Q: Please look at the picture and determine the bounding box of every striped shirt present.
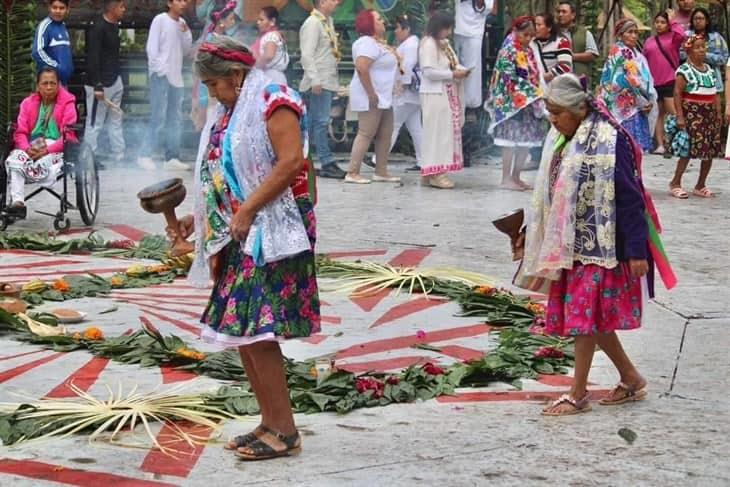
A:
[531,36,573,80]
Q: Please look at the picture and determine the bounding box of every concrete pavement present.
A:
[0,153,728,486]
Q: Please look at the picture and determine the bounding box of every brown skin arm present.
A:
[229,107,304,242]
[725,66,730,120]
[573,52,598,63]
[674,74,687,128]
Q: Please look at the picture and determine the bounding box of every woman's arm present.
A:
[13,99,32,152]
[674,73,687,128]
[258,40,278,65]
[230,107,304,242]
[419,38,453,81]
[355,56,378,106]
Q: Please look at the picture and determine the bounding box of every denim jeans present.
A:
[83,76,125,160]
[144,73,183,160]
[305,89,334,167]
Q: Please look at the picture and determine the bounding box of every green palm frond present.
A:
[0,1,36,148]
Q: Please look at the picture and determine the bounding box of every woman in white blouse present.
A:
[345,9,401,184]
[253,6,289,85]
[419,12,469,189]
[386,15,423,171]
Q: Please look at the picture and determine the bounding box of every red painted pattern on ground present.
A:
[436,389,611,403]
[127,302,202,319]
[0,352,65,383]
[337,323,491,360]
[350,248,432,312]
[140,422,214,478]
[2,266,127,280]
[0,349,45,362]
[325,249,388,259]
[0,459,177,487]
[0,258,84,270]
[321,315,341,325]
[109,292,210,303]
[140,309,201,336]
[160,364,199,384]
[370,296,448,328]
[302,334,328,345]
[437,345,485,362]
[337,355,428,373]
[107,224,148,242]
[0,249,48,256]
[45,356,111,398]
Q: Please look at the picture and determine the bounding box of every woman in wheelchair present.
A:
[4,67,77,219]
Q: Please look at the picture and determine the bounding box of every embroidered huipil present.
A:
[189,70,311,287]
[680,30,729,90]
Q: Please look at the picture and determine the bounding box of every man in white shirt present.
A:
[137,0,193,171]
[299,0,346,179]
[454,0,495,108]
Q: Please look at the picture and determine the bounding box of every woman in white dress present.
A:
[253,6,289,85]
[419,11,469,189]
[345,9,401,184]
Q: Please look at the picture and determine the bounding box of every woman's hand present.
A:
[641,103,653,113]
[725,107,730,122]
[167,214,194,242]
[231,206,255,242]
[676,116,686,130]
[368,92,379,108]
[453,68,469,79]
[628,259,649,278]
[30,147,48,161]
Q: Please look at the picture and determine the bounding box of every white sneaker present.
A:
[136,157,156,170]
[164,158,191,171]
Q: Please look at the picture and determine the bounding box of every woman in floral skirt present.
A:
[670,34,722,198]
[598,19,658,153]
[172,36,319,460]
[485,16,548,191]
[518,74,676,416]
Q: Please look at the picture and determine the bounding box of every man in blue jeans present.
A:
[299,0,346,179]
[137,0,192,171]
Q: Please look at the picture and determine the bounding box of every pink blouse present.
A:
[643,22,686,87]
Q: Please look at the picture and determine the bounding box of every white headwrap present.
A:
[545,73,587,112]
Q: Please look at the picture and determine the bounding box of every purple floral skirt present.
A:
[201,198,321,347]
[545,262,644,337]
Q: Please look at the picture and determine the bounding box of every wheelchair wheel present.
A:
[74,142,99,225]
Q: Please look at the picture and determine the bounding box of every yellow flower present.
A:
[110,276,125,287]
[475,286,496,296]
[526,302,546,316]
[176,347,206,361]
[516,51,528,68]
[147,264,171,274]
[83,327,104,341]
[213,172,224,191]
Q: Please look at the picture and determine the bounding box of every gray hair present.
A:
[194,36,252,80]
[546,74,588,113]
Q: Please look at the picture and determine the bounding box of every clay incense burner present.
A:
[492,209,525,262]
[137,178,194,257]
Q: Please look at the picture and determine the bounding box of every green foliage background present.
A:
[0,1,36,150]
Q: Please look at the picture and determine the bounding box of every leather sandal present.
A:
[599,382,647,406]
[235,425,301,461]
[541,393,592,416]
[224,425,265,451]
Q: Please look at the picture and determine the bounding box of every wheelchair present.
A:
[0,122,99,231]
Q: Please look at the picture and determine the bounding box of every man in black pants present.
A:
[84,0,127,166]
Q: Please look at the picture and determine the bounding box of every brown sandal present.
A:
[599,382,647,406]
[235,425,301,461]
[541,394,592,416]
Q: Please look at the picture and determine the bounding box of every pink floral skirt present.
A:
[545,262,644,337]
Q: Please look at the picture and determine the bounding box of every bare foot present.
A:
[500,179,525,191]
[515,179,533,190]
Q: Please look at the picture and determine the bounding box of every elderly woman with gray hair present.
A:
[518,74,676,416]
[169,36,319,459]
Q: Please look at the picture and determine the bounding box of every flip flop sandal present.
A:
[669,187,689,199]
[224,426,264,450]
[692,187,715,198]
[541,394,592,416]
[599,382,648,406]
[236,426,301,461]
